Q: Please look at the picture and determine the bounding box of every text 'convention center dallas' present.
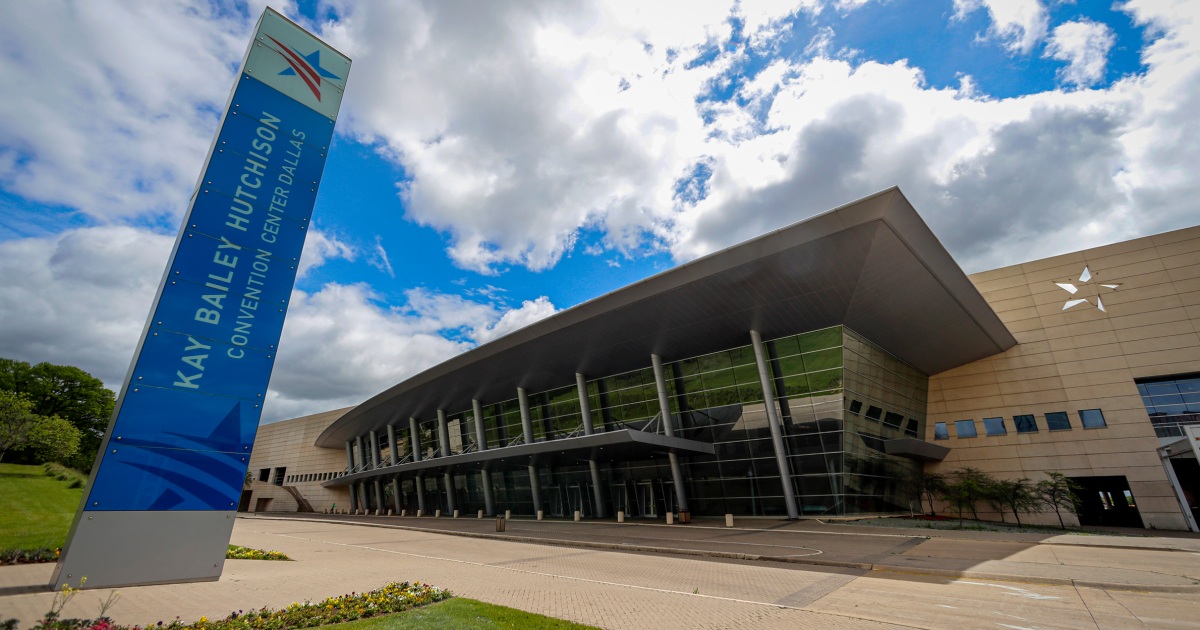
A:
[245,188,1200,531]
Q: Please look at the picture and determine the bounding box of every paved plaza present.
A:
[2,515,1199,629]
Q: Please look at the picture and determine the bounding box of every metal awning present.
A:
[322,428,715,487]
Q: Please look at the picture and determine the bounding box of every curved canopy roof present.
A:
[315,187,1016,447]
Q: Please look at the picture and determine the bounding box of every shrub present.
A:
[29,581,450,630]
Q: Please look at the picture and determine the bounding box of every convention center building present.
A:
[244,188,1200,531]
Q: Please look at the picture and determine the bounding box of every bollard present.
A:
[537,510,544,521]
[435,509,441,518]
[666,512,674,525]
[505,509,512,520]
[453,509,459,519]
[496,516,506,532]
[375,509,381,516]
[478,510,484,519]
[725,513,734,528]
[574,510,581,522]
[417,509,423,517]
[401,509,407,517]
[617,510,625,523]
[387,509,393,516]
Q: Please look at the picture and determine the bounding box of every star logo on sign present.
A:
[264,36,341,101]
[1054,266,1121,313]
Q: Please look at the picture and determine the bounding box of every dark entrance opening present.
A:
[237,490,252,512]
[1169,457,1200,527]
[1072,475,1142,528]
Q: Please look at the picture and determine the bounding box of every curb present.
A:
[239,514,1200,593]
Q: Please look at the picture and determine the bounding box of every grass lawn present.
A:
[0,463,83,549]
[329,598,599,630]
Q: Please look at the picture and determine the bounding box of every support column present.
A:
[651,354,689,512]
[409,417,422,462]
[386,423,399,466]
[473,399,496,516]
[373,477,384,513]
[415,474,427,514]
[519,388,541,514]
[518,387,534,443]
[369,430,381,469]
[577,372,606,518]
[444,472,457,514]
[356,435,367,471]
[391,475,402,514]
[437,409,452,457]
[345,440,358,511]
[358,480,369,511]
[750,330,800,520]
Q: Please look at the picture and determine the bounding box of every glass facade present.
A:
[1138,375,1200,438]
[360,326,932,517]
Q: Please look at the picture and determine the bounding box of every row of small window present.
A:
[848,399,920,437]
[934,409,1107,440]
[259,468,343,485]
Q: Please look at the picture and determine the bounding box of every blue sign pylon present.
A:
[52,8,350,589]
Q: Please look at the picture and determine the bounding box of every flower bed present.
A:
[224,546,290,561]
[23,582,450,630]
[0,547,59,565]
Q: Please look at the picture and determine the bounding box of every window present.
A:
[983,417,1006,436]
[1080,408,1107,429]
[848,400,863,415]
[1014,414,1038,433]
[905,419,919,437]
[273,467,286,486]
[865,406,883,421]
[883,411,904,429]
[258,468,270,482]
[934,422,949,440]
[954,419,977,438]
[1045,411,1071,431]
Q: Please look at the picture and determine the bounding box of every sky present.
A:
[0,0,1197,423]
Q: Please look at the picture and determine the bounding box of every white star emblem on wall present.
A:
[1054,266,1121,312]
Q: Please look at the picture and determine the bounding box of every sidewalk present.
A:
[245,513,1200,591]
[2,516,1197,630]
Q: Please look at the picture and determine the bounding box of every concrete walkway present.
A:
[2,515,1198,629]
[248,513,1200,590]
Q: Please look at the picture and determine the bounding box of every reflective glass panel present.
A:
[983,417,1006,436]
[954,419,977,438]
[1080,408,1107,429]
[1045,411,1071,431]
[934,422,948,440]
[1014,414,1038,433]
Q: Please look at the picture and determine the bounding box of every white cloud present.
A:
[471,296,559,345]
[298,229,356,278]
[953,0,1049,54]
[0,0,272,223]
[367,235,395,278]
[1045,19,1116,87]
[0,227,172,386]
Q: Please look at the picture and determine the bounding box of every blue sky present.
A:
[1,0,1197,421]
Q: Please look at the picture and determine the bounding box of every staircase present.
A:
[282,485,315,512]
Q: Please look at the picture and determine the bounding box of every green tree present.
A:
[945,467,994,525]
[900,469,946,516]
[26,415,82,464]
[0,390,40,461]
[988,477,1040,527]
[0,358,115,470]
[1036,472,1084,529]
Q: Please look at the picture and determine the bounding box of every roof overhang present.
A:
[316,187,1016,447]
[323,429,715,486]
